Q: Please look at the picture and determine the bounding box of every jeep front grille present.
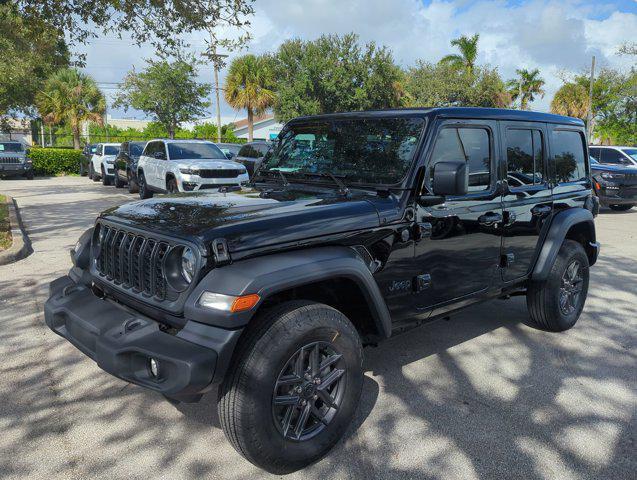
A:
[95,224,171,300]
[0,157,22,164]
[198,169,242,178]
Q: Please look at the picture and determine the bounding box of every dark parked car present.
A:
[0,141,33,179]
[590,157,637,211]
[113,141,147,193]
[80,144,98,176]
[216,142,242,160]
[45,108,599,474]
[233,140,270,176]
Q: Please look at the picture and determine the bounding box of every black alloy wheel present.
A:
[138,172,153,199]
[127,170,138,193]
[559,260,584,316]
[272,341,346,441]
[167,177,178,194]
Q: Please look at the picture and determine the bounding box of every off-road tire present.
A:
[218,301,363,474]
[526,240,589,331]
[138,172,153,199]
[114,170,125,188]
[101,166,111,186]
[609,204,633,211]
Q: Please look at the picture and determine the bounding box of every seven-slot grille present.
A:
[95,224,171,300]
[0,157,22,164]
[198,169,242,178]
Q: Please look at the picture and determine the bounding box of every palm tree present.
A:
[224,54,275,141]
[36,69,105,149]
[550,82,590,119]
[507,68,546,110]
[439,34,480,74]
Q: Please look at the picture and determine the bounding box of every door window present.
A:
[601,148,626,165]
[550,130,587,183]
[589,147,601,161]
[429,127,491,192]
[506,129,544,187]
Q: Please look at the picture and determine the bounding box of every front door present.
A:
[414,119,503,310]
[500,121,553,281]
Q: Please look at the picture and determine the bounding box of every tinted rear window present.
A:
[130,143,145,157]
[551,130,587,183]
[0,143,24,152]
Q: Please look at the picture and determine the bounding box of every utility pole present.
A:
[586,56,596,142]
[211,48,229,144]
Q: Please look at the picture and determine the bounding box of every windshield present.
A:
[621,148,637,161]
[130,143,145,157]
[0,143,24,152]
[168,142,226,160]
[104,146,119,155]
[258,117,425,185]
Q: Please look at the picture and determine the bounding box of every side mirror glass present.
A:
[225,152,235,160]
[432,161,468,196]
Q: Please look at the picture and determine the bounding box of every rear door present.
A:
[140,141,157,187]
[500,121,553,282]
[153,141,169,188]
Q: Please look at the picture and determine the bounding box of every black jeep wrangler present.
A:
[45,108,599,473]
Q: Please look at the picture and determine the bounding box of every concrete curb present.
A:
[0,195,31,265]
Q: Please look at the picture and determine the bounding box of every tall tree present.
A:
[0,4,69,117]
[271,33,404,122]
[507,68,545,110]
[439,34,480,74]
[36,69,105,149]
[224,54,275,141]
[404,61,510,108]
[114,57,211,139]
[550,83,590,119]
[12,0,254,54]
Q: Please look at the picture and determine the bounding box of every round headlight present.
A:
[181,247,196,283]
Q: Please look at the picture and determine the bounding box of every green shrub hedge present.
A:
[29,148,82,176]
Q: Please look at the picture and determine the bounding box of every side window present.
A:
[239,144,260,158]
[601,148,624,165]
[551,130,587,183]
[96,145,103,155]
[506,129,544,187]
[429,127,491,192]
[589,147,601,161]
[144,142,157,157]
[158,142,167,159]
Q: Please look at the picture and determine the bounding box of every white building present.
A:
[231,114,284,140]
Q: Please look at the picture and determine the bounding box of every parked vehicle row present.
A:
[83,139,274,199]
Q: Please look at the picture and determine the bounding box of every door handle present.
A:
[478,212,502,226]
[531,205,552,217]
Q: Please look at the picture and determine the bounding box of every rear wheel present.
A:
[218,301,363,474]
[609,204,633,211]
[138,172,153,199]
[526,240,589,331]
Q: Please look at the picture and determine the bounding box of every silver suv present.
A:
[0,141,33,179]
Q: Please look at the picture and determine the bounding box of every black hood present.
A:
[100,187,397,254]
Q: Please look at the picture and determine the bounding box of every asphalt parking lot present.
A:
[0,176,635,480]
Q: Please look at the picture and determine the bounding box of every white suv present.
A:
[136,139,249,198]
[89,143,121,185]
[589,145,637,167]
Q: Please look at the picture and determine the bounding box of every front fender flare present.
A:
[184,247,392,338]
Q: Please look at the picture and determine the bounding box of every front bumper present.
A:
[595,183,637,206]
[45,275,241,400]
[179,173,250,192]
[0,163,31,175]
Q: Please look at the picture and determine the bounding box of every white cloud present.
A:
[79,0,636,118]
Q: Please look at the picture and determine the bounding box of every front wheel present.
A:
[101,166,111,186]
[114,169,125,188]
[609,204,633,211]
[127,171,139,193]
[167,177,178,194]
[526,240,590,331]
[138,172,153,199]
[218,301,363,474]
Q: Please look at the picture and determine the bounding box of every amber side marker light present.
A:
[198,292,260,312]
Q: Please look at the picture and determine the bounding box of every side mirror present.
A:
[432,161,468,196]
[225,152,235,160]
[154,151,166,160]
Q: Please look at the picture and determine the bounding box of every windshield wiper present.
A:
[299,171,350,196]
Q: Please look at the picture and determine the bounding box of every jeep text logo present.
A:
[389,279,412,293]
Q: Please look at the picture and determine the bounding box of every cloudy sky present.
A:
[76,0,637,123]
